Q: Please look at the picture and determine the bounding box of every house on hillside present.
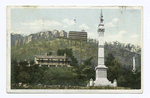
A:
[34,53,71,67]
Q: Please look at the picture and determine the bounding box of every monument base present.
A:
[87,65,117,87]
[87,78,117,87]
[94,78,113,87]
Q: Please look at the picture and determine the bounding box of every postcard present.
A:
[7,6,143,93]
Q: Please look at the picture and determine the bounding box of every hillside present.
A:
[11,37,141,69]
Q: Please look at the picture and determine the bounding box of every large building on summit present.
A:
[68,30,87,40]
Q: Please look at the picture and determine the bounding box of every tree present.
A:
[83,57,93,66]
[57,48,78,66]
[11,58,19,84]
[17,71,30,83]
[47,52,52,56]
[105,53,122,83]
[11,59,49,85]
[72,57,95,83]
[70,56,78,66]
[57,48,73,57]
[105,53,116,67]
[81,66,95,80]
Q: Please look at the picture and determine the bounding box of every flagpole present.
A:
[74,17,76,31]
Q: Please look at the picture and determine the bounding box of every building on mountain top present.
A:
[68,30,87,41]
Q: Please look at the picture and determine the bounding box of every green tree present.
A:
[72,57,95,83]
[81,66,95,80]
[83,57,93,66]
[11,58,19,84]
[47,52,52,56]
[105,53,116,67]
[57,48,78,66]
[105,53,123,83]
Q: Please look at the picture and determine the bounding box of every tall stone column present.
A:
[94,10,115,87]
[97,10,106,68]
[87,10,117,87]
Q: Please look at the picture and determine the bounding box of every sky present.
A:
[10,7,142,46]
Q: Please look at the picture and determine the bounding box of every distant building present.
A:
[68,30,87,40]
[34,53,71,67]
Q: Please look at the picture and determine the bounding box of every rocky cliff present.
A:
[60,30,67,38]
[11,30,67,46]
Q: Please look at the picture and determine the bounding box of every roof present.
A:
[69,31,87,33]
[35,55,72,61]
[35,55,66,59]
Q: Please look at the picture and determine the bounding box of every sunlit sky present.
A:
[11,8,142,46]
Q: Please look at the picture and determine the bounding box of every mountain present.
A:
[11,30,67,47]
[11,34,25,47]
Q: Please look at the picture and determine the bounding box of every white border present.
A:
[6,5,143,94]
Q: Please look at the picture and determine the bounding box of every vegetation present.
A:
[106,53,141,89]
[57,48,78,66]
[11,85,131,89]
[11,56,95,88]
[11,38,141,89]
[11,38,141,70]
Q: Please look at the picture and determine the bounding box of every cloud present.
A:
[105,18,120,28]
[118,30,127,35]
[108,30,127,39]
[21,20,62,33]
[62,18,75,25]
[108,34,120,39]
[10,29,29,35]
[88,32,98,39]
[88,32,95,36]
[48,20,62,26]
[79,23,90,29]
[130,34,139,38]
[22,20,62,27]
[63,25,68,28]
[70,20,75,25]
[107,30,141,46]
[105,22,115,27]
[112,18,120,23]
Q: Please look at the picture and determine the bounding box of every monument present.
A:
[132,56,136,73]
[88,10,117,87]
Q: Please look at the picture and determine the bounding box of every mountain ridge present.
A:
[11,29,67,46]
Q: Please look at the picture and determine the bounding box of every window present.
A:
[41,65,48,67]
[57,65,61,67]
[50,65,55,67]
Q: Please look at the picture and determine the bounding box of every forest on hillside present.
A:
[11,37,141,89]
[11,37,141,70]
[11,48,141,89]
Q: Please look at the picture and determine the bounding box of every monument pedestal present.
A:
[93,65,114,87]
[94,78,113,86]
